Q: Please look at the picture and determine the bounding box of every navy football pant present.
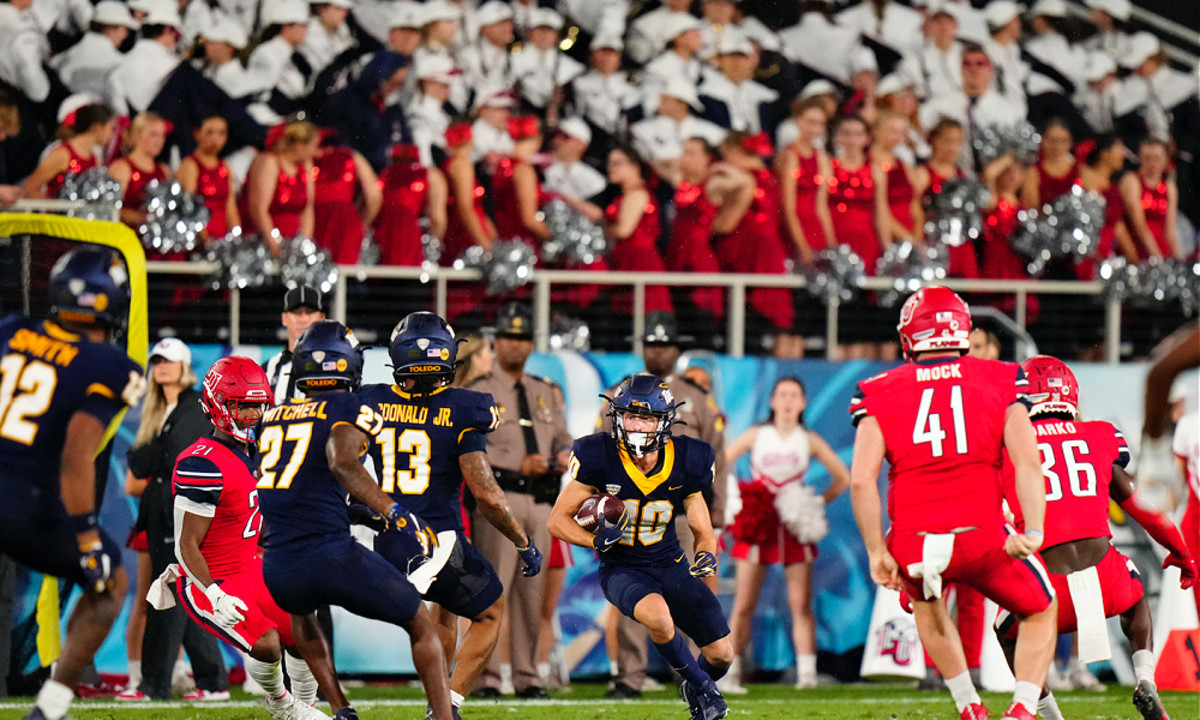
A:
[0,478,122,586]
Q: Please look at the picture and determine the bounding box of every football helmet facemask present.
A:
[604,373,680,457]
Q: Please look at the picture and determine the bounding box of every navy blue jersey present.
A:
[569,433,715,568]
[256,391,363,552]
[355,384,499,532]
[0,315,143,488]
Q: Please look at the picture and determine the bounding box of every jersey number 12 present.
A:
[912,386,968,458]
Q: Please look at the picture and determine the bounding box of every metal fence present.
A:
[141,260,1139,362]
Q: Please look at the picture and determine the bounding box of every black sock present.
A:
[698,656,727,682]
[653,633,709,688]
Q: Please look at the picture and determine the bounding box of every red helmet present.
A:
[897,286,972,361]
[1021,355,1079,418]
[201,356,272,444]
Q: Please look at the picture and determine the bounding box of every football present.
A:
[574,494,627,533]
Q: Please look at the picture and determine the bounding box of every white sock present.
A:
[450,690,464,708]
[796,654,817,681]
[537,662,551,681]
[284,653,318,707]
[945,671,981,713]
[1013,680,1041,715]
[127,659,142,690]
[35,679,74,720]
[1132,649,1156,686]
[1037,692,1065,720]
[727,657,742,683]
[609,659,619,677]
[244,656,287,700]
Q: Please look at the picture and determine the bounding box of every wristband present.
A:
[516,540,533,552]
[69,511,99,534]
[1024,529,1044,538]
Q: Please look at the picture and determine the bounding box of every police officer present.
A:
[599,310,729,698]
[469,302,573,699]
[263,285,327,403]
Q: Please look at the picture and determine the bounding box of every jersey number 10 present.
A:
[912,386,968,458]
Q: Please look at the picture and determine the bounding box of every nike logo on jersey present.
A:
[668,484,684,491]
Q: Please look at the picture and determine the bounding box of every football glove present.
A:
[1163,553,1198,590]
[203,584,248,628]
[689,551,717,578]
[389,505,439,556]
[517,541,543,577]
[347,503,388,532]
[592,517,625,552]
[78,542,114,593]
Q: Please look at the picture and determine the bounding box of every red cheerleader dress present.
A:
[45,142,97,199]
[374,161,429,267]
[714,169,794,331]
[240,160,308,238]
[605,192,672,315]
[491,157,550,252]
[313,146,365,265]
[1034,159,1080,207]
[828,159,882,275]
[791,147,828,249]
[668,180,724,320]
[883,158,916,237]
[981,197,1039,322]
[923,164,979,278]
[1075,181,1124,280]
[188,155,233,238]
[1138,175,1171,257]
[442,162,493,321]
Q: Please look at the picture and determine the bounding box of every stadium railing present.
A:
[141,260,1123,361]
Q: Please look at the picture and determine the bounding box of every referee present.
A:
[263,285,326,403]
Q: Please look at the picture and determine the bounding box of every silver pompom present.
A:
[802,246,866,304]
[359,230,380,267]
[59,168,123,219]
[924,178,990,247]
[549,316,591,352]
[1098,256,1138,304]
[138,180,210,254]
[1179,262,1200,317]
[279,235,339,293]
[875,241,949,307]
[973,122,1041,167]
[203,228,278,290]
[541,198,607,265]
[483,239,537,295]
[1012,186,1105,275]
[452,243,487,272]
[419,233,442,283]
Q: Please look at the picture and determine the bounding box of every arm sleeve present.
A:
[1013,365,1032,409]
[459,393,498,455]
[173,455,223,517]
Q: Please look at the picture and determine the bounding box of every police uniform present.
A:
[469,304,573,695]
[598,312,728,693]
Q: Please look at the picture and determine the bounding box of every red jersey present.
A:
[850,356,1029,534]
[1003,419,1131,548]
[173,436,262,580]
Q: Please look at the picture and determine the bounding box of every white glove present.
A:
[204,584,248,628]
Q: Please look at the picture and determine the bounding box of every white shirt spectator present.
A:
[33,0,93,56]
[627,8,692,65]
[942,0,988,44]
[108,38,182,114]
[778,12,858,84]
[901,40,964,101]
[246,35,309,100]
[510,47,585,109]
[837,0,924,57]
[407,92,450,168]
[181,1,219,46]
[470,117,514,162]
[544,159,607,200]
[699,18,781,59]
[630,114,727,162]
[353,0,395,45]
[920,87,1024,172]
[641,52,707,114]
[697,71,779,134]
[299,16,356,79]
[1117,68,1198,141]
[456,39,515,102]
[1083,30,1133,66]
[0,4,51,103]
[572,70,641,135]
[50,31,124,98]
[982,37,1029,107]
[1025,31,1088,97]
[205,58,257,99]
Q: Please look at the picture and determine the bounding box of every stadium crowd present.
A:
[0,0,1198,358]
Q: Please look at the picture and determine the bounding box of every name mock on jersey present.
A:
[915,363,963,382]
[1035,421,1078,437]
[8,328,79,367]
[262,400,328,423]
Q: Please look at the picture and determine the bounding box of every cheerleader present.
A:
[1021,118,1078,208]
[872,110,921,243]
[22,103,116,199]
[109,113,171,230]
[443,123,497,322]
[177,115,240,241]
[668,137,734,329]
[374,144,448,266]
[1120,137,1181,260]
[312,137,382,265]
[980,152,1039,322]
[777,98,835,267]
[491,115,551,248]
[1075,135,1138,279]
[722,376,849,694]
[604,144,672,316]
[913,119,977,278]
[242,121,319,255]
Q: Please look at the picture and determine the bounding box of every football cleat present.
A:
[424,704,462,720]
[1000,702,1036,720]
[1132,679,1167,720]
[115,688,149,701]
[183,689,231,701]
[332,708,360,720]
[21,709,51,720]
[960,702,989,720]
[681,679,728,720]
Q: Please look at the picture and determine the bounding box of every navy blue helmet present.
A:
[48,246,130,336]
[388,312,457,393]
[293,320,364,393]
[605,373,681,457]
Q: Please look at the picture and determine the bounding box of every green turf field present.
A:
[0,683,1195,720]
